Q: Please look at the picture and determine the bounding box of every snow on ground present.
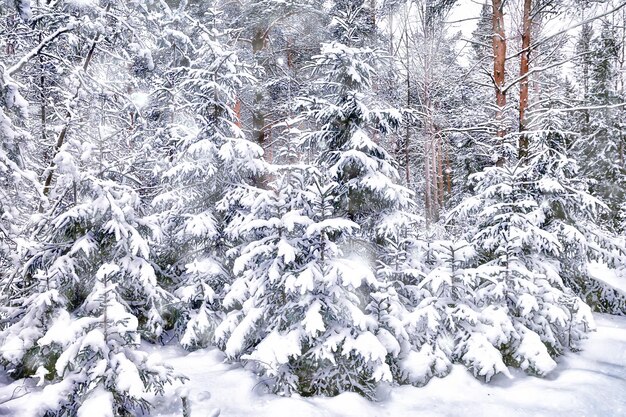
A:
[1,314,625,417]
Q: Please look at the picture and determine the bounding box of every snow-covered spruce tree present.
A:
[306,23,443,390]
[215,162,317,394]
[447,130,602,378]
[218,36,410,396]
[529,59,626,316]
[0,173,180,415]
[574,22,626,233]
[216,160,400,398]
[215,6,423,396]
[298,42,410,233]
[33,262,179,417]
[398,239,480,383]
[147,4,265,350]
[328,0,377,48]
[0,1,185,413]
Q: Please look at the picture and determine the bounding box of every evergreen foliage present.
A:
[0,0,625,412]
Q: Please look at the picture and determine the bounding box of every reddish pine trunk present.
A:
[492,0,507,164]
[234,99,242,128]
[518,0,532,160]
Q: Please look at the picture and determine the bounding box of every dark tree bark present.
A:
[252,28,267,149]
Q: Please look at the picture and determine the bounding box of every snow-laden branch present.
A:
[502,52,593,93]
[7,25,74,76]
[551,102,626,113]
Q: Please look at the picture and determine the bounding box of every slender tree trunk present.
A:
[431,130,438,218]
[518,0,532,160]
[252,28,267,149]
[39,37,46,146]
[36,0,46,145]
[437,134,444,205]
[103,275,108,343]
[424,140,432,223]
[445,143,452,194]
[576,8,593,133]
[389,11,394,57]
[234,98,242,128]
[618,10,626,169]
[492,0,507,164]
[405,30,411,187]
[251,28,271,188]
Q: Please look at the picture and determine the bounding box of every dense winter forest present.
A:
[0,0,625,415]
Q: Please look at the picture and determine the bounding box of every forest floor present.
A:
[1,313,625,417]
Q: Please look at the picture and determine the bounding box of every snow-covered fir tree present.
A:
[216,159,396,398]
[0,173,180,414]
[574,22,626,233]
[147,3,265,350]
[0,1,184,414]
[446,126,603,378]
[298,41,410,234]
[212,10,424,394]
